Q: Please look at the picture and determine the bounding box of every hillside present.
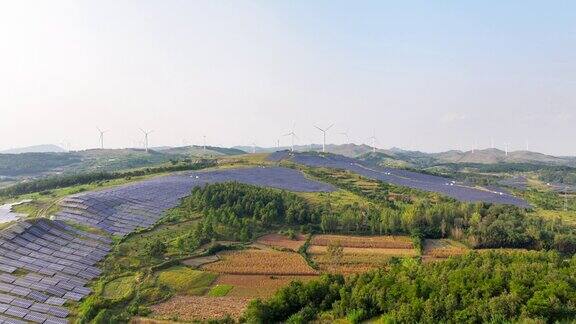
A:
[159,145,246,156]
[0,146,243,180]
[0,144,66,154]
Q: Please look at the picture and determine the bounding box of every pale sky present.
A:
[1,1,574,155]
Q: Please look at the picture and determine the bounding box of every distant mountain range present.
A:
[236,143,576,168]
[0,144,66,154]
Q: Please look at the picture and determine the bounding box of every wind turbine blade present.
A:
[326,124,334,131]
[314,125,323,132]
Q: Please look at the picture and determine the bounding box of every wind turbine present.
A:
[59,141,71,152]
[339,131,350,144]
[140,128,153,152]
[367,130,378,153]
[251,142,257,154]
[283,124,298,152]
[504,142,509,157]
[203,135,207,153]
[97,127,107,149]
[314,123,334,153]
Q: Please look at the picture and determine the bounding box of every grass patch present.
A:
[157,266,217,295]
[102,275,135,300]
[207,284,233,297]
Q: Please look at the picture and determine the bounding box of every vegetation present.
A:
[243,251,576,323]
[208,284,234,297]
[0,159,215,197]
[170,182,314,253]
[0,152,81,176]
[157,266,217,295]
[303,167,576,255]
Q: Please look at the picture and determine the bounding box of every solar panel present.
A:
[29,303,50,313]
[0,293,14,304]
[0,314,28,324]
[5,305,29,318]
[44,316,68,324]
[45,297,66,306]
[24,311,48,323]
[10,286,31,297]
[47,305,69,318]
[10,297,33,309]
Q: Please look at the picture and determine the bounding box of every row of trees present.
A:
[243,251,576,323]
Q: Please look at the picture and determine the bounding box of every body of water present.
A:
[0,199,31,223]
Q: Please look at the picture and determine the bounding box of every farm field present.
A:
[148,248,319,322]
[256,233,307,251]
[202,248,318,275]
[312,234,414,249]
[214,274,317,298]
[157,266,217,295]
[308,235,417,274]
[150,295,251,322]
[422,239,469,262]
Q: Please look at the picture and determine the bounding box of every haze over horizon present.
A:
[1,1,574,155]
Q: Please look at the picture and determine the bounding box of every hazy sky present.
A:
[1,1,574,155]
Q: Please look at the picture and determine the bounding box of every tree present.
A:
[146,240,167,258]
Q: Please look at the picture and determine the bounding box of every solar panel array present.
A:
[0,218,111,323]
[268,151,530,208]
[55,167,335,236]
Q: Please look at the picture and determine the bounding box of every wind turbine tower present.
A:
[251,142,257,154]
[203,135,207,153]
[97,127,107,149]
[140,128,153,152]
[368,130,378,153]
[314,124,334,153]
[504,142,509,157]
[283,124,298,152]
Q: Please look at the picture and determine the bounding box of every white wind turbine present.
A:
[97,127,107,149]
[504,142,509,157]
[314,124,334,153]
[339,130,350,144]
[367,130,378,153]
[251,142,257,154]
[140,128,153,152]
[283,124,298,152]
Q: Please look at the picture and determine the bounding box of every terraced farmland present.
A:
[255,233,307,251]
[270,152,529,207]
[201,249,317,276]
[307,235,417,274]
